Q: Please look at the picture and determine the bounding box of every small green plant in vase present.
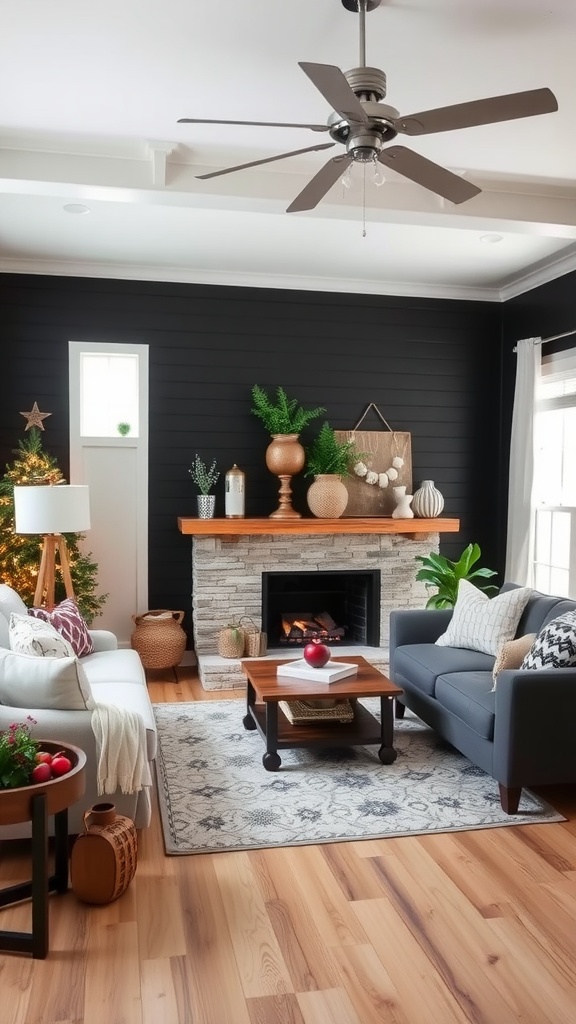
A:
[189,455,220,495]
[415,542,498,609]
[189,455,220,519]
[304,422,361,518]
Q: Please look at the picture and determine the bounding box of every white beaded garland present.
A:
[353,454,405,489]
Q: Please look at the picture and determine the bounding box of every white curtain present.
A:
[505,337,541,584]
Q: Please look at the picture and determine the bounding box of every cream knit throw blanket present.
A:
[89,701,152,796]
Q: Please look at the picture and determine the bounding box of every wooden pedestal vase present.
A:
[265,433,305,519]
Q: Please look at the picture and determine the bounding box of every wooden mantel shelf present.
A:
[178,517,460,537]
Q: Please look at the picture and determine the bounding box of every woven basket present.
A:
[217,624,245,658]
[131,609,186,670]
[279,699,355,725]
[240,617,267,657]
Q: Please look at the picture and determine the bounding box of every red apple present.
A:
[303,641,331,668]
[35,750,53,765]
[31,762,52,784]
[50,752,72,777]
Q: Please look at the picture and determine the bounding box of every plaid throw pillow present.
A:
[29,598,94,657]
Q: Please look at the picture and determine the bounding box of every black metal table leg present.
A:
[30,792,49,959]
[243,679,257,730]
[52,808,69,893]
[378,695,398,765]
[262,702,281,770]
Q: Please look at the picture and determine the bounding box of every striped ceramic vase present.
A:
[412,480,445,518]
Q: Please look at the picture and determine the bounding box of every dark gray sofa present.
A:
[389,583,576,813]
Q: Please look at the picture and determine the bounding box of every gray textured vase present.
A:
[197,494,216,519]
[412,480,445,518]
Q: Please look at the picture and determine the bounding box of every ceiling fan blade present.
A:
[196,143,335,180]
[397,87,558,136]
[178,117,329,133]
[298,63,368,124]
[286,155,351,213]
[378,146,481,205]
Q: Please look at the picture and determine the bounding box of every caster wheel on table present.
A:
[243,714,257,730]
[263,752,281,771]
[378,746,397,765]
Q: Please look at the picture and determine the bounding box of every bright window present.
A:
[80,353,139,437]
[532,350,576,598]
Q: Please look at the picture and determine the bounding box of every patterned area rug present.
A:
[152,700,564,855]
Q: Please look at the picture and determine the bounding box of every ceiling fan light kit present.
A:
[180,0,558,213]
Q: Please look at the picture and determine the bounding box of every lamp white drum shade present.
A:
[14,485,91,534]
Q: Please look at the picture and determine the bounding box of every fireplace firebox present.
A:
[262,570,380,649]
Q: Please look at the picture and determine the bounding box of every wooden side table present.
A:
[0,741,86,959]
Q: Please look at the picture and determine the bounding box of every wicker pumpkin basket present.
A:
[131,609,187,670]
[217,623,245,658]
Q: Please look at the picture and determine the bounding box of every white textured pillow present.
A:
[0,647,92,709]
[436,580,532,656]
[9,612,75,659]
[491,633,537,689]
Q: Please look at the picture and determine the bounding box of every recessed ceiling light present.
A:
[63,203,90,215]
[479,232,503,244]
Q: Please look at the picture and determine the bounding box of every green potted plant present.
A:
[189,455,220,519]
[415,542,498,609]
[250,386,326,519]
[304,422,359,518]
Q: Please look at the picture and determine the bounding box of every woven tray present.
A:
[279,699,355,725]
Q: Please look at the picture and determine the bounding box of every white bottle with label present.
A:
[225,464,245,518]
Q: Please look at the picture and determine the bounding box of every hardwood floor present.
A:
[1,664,575,1024]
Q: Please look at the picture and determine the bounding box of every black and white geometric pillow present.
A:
[520,610,576,670]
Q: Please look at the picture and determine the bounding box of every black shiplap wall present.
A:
[1,273,503,642]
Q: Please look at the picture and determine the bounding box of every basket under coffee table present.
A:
[241,655,403,771]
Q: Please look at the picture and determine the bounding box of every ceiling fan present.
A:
[178,0,558,212]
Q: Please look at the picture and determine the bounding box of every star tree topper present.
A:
[20,402,52,431]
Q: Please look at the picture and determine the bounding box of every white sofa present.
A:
[0,583,157,837]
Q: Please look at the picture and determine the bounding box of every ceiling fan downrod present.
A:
[342,0,381,67]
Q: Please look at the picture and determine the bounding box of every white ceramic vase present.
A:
[412,480,445,518]
[391,485,414,519]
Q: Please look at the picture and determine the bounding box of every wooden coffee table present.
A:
[241,655,403,771]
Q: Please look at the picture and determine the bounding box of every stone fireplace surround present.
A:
[178,519,459,690]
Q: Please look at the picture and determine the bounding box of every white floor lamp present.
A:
[13,484,91,609]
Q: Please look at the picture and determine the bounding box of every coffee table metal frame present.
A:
[241,656,403,771]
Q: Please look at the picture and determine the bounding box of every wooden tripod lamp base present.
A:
[13,484,90,611]
[34,534,76,610]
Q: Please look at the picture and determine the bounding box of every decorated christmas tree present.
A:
[0,410,107,623]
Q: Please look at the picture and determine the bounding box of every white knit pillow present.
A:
[9,612,75,659]
[436,580,532,656]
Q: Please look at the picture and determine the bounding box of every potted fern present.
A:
[250,385,326,519]
[304,422,358,518]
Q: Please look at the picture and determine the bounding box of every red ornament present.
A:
[303,641,331,668]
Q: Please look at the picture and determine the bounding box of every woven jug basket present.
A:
[70,803,138,905]
[131,609,187,670]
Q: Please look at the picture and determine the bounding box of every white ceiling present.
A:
[2,0,576,301]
